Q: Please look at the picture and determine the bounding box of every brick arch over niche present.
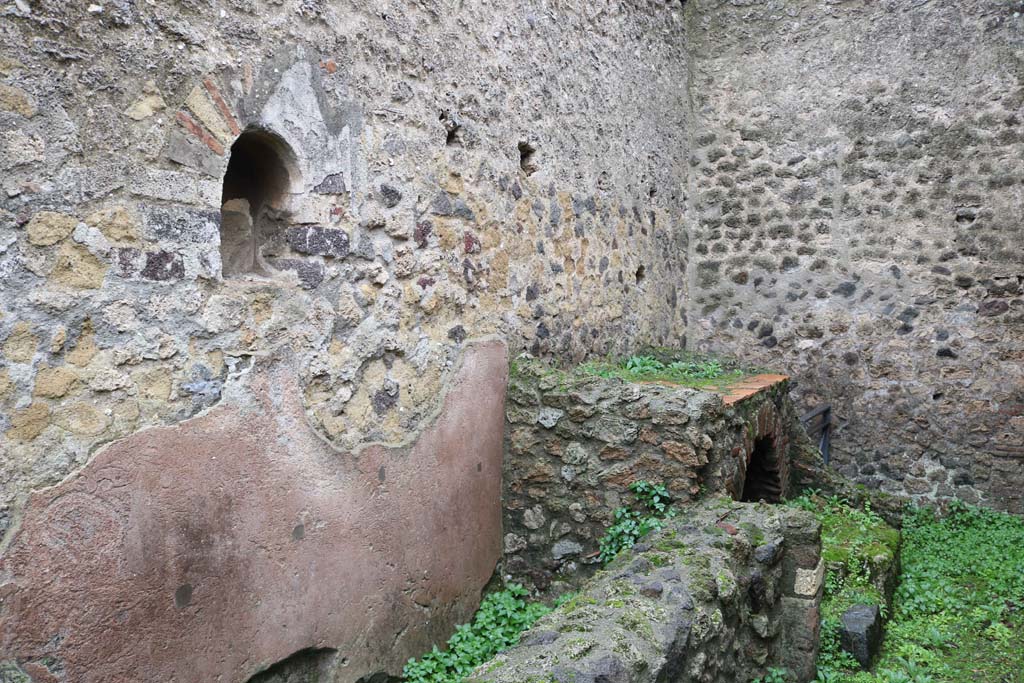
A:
[729,398,792,503]
[163,56,353,202]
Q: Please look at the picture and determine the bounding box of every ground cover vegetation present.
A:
[597,479,677,564]
[790,493,1024,683]
[402,584,557,683]
[405,487,1023,683]
[578,353,745,388]
[402,481,674,682]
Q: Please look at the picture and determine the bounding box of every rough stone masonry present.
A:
[469,499,824,683]
[684,0,1024,511]
[502,356,798,594]
[0,0,1021,680]
[2,1,688,680]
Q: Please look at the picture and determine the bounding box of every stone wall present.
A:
[683,0,1024,511]
[1,2,691,678]
[0,0,691,538]
[1,0,1021,678]
[470,499,824,683]
[502,357,800,593]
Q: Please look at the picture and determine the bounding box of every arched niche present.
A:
[220,128,299,277]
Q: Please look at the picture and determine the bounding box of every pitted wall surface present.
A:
[0,0,691,540]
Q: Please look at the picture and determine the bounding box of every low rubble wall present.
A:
[503,357,801,592]
[471,499,824,683]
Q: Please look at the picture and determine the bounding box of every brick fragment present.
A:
[175,111,224,156]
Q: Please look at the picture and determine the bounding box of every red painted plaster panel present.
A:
[0,339,508,682]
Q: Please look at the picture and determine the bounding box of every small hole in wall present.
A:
[518,140,538,175]
[440,110,462,146]
[220,128,296,277]
[635,265,646,285]
[932,392,944,401]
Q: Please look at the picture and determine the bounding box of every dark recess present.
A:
[220,128,294,277]
[518,140,538,175]
[741,436,783,503]
[246,647,338,683]
[222,128,292,217]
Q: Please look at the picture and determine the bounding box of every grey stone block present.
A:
[840,603,882,668]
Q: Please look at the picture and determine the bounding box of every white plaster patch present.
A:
[536,406,563,428]
[259,60,352,216]
[794,559,825,597]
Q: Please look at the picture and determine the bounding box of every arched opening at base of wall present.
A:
[221,128,296,278]
[741,435,784,503]
[245,647,338,683]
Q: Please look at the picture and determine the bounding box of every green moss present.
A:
[715,570,737,597]
[655,537,688,553]
[792,495,1024,683]
[562,638,595,661]
[648,552,671,567]
[556,605,598,634]
[739,521,766,546]
[616,610,655,642]
[560,594,598,614]
[682,551,711,573]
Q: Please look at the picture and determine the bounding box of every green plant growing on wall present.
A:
[578,352,739,388]
[598,480,677,564]
[751,667,790,683]
[402,583,550,683]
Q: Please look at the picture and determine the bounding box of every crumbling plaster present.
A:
[0,1,691,541]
